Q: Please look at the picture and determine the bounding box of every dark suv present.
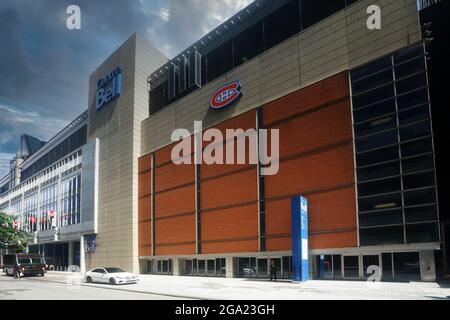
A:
[2,254,47,277]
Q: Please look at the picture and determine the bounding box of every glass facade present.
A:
[238,257,292,279]
[21,125,87,182]
[149,0,360,115]
[184,258,226,277]
[23,193,38,233]
[351,44,439,246]
[60,174,81,227]
[39,185,58,231]
[0,183,9,196]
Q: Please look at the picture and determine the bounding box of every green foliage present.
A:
[0,212,29,251]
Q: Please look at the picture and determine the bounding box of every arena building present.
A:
[1,0,448,281]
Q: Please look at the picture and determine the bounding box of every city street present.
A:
[0,273,186,300]
[1,272,450,300]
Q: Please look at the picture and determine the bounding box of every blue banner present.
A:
[291,195,309,282]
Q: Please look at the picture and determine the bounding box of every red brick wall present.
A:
[137,71,357,257]
[263,72,357,250]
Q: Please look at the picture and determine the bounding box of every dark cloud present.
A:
[0,0,251,177]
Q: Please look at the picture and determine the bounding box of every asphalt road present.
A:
[0,274,184,300]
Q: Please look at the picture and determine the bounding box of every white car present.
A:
[85,267,139,285]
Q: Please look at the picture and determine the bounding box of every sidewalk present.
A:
[32,272,450,300]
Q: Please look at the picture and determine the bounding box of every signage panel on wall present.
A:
[85,235,97,253]
[96,66,123,110]
[291,195,309,282]
[209,81,242,110]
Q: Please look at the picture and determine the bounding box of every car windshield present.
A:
[18,258,31,264]
[31,258,44,264]
[104,268,125,273]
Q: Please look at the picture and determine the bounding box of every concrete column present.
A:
[226,257,236,278]
[68,241,74,267]
[79,236,86,273]
[420,250,436,282]
[173,258,186,276]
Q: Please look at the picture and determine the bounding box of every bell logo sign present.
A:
[96,66,123,111]
[209,81,242,110]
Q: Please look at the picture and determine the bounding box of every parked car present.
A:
[243,266,257,277]
[2,253,47,278]
[85,267,139,285]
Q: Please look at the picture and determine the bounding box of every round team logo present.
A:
[209,81,243,110]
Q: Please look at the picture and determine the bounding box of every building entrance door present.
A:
[343,255,360,279]
[269,258,282,279]
[257,258,268,278]
[363,254,381,280]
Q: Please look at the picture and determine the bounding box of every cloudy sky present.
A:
[0,0,252,177]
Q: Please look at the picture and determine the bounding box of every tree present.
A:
[0,212,29,253]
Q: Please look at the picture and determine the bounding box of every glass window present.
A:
[404,188,437,206]
[406,223,439,243]
[257,258,268,278]
[207,260,215,274]
[398,104,430,125]
[394,45,424,64]
[402,171,435,191]
[185,260,193,275]
[399,121,431,141]
[358,192,402,213]
[206,40,233,82]
[382,253,394,281]
[393,252,420,281]
[353,98,396,124]
[193,259,198,275]
[359,226,404,246]
[405,205,438,223]
[363,255,380,279]
[352,84,395,109]
[356,145,399,167]
[318,255,333,279]
[352,69,393,95]
[233,22,264,67]
[302,0,346,30]
[239,258,256,278]
[282,256,291,279]
[216,258,226,277]
[395,57,426,79]
[198,260,206,275]
[343,256,359,278]
[351,56,392,82]
[397,88,428,110]
[396,72,428,95]
[333,255,342,279]
[358,177,401,197]
[401,138,433,158]
[162,260,169,273]
[149,81,167,115]
[355,129,398,153]
[264,0,301,50]
[357,161,400,182]
[359,209,404,227]
[355,115,397,137]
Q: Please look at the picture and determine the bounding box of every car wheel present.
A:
[109,278,116,285]
[86,276,93,283]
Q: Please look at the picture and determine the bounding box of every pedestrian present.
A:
[13,265,21,279]
[269,260,277,282]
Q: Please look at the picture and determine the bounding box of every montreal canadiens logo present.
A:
[209,81,242,110]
